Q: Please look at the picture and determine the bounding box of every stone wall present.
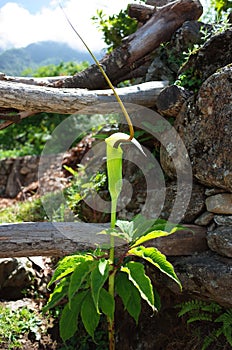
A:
[0,155,39,198]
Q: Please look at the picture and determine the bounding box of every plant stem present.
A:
[107,198,117,350]
[59,3,134,140]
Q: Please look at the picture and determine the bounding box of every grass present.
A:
[0,304,43,349]
[0,197,47,223]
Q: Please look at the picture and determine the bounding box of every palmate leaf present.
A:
[115,271,141,324]
[91,259,109,313]
[48,254,93,288]
[68,260,96,302]
[43,277,69,313]
[99,287,115,321]
[81,290,100,340]
[131,230,171,248]
[60,290,87,342]
[121,261,156,313]
[128,245,182,289]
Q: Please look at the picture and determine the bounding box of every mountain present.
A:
[0,41,101,76]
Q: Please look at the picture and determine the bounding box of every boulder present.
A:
[160,64,232,192]
[206,193,232,214]
[0,258,35,300]
[207,226,232,258]
[153,251,232,307]
[179,29,232,84]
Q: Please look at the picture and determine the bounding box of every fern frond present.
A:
[202,331,217,350]
[177,300,208,317]
[187,312,213,324]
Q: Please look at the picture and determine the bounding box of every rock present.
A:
[179,29,232,84]
[161,64,232,191]
[0,258,35,300]
[194,211,214,226]
[160,181,206,223]
[154,251,232,307]
[207,226,232,258]
[206,193,232,214]
[205,187,226,196]
[145,21,211,83]
[214,215,232,226]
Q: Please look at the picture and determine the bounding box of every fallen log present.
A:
[56,0,202,90]
[128,3,155,24]
[0,222,208,258]
[0,80,168,121]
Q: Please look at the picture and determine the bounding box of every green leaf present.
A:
[43,278,69,313]
[128,246,182,289]
[98,227,130,243]
[99,288,115,321]
[81,291,100,339]
[121,261,156,313]
[60,290,87,342]
[48,254,93,288]
[131,230,171,248]
[131,214,156,238]
[68,260,95,302]
[116,219,134,239]
[91,259,109,313]
[115,271,141,324]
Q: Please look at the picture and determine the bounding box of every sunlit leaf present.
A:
[48,254,93,288]
[98,227,130,242]
[131,214,157,240]
[128,246,182,289]
[116,219,134,239]
[131,230,171,248]
[81,291,100,339]
[121,261,156,312]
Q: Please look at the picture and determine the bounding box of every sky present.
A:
[0,0,210,53]
[0,0,137,52]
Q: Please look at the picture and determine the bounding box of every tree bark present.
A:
[55,0,202,90]
[0,80,168,118]
[157,85,192,117]
[128,3,155,24]
[0,222,207,258]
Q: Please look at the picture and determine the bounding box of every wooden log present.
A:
[128,3,155,24]
[156,85,192,117]
[56,0,203,89]
[0,80,168,121]
[0,222,208,258]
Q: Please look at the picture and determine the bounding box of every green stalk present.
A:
[59,3,134,140]
[59,5,134,349]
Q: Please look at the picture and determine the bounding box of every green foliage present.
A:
[175,67,203,92]
[0,61,89,159]
[177,300,232,349]
[0,197,47,223]
[210,0,232,19]
[22,61,89,78]
[64,166,108,222]
[92,9,138,51]
[44,215,182,344]
[0,305,42,349]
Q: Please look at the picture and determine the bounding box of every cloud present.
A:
[0,0,134,51]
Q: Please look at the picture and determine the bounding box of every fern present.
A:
[177,300,232,349]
